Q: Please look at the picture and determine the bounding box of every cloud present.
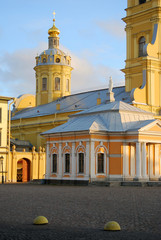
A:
[96,19,125,39]
[71,53,124,93]
[0,43,124,98]
[61,45,125,93]
[0,43,46,97]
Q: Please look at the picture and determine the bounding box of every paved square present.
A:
[0,184,161,240]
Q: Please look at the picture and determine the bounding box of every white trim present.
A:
[108,175,122,179]
[77,152,85,175]
[142,142,147,178]
[46,142,50,178]
[136,142,141,178]
[123,143,129,178]
[51,153,58,175]
[95,144,108,176]
[90,141,95,179]
[63,153,71,175]
[71,142,76,178]
[96,152,106,176]
[58,143,62,178]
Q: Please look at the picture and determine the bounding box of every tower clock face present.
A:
[56,58,60,63]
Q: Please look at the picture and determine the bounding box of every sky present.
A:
[0,0,127,97]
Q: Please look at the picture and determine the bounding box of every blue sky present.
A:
[0,0,127,97]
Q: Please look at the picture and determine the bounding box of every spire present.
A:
[48,11,60,49]
[106,76,115,103]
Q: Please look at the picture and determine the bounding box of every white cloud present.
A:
[0,43,124,98]
[96,19,125,39]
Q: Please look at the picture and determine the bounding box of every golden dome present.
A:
[48,12,60,37]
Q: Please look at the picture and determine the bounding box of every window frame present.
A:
[139,0,146,4]
[97,153,105,174]
[42,77,47,91]
[52,154,57,173]
[64,153,70,173]
[78,152,84,174]
[139,36,146,57]
[55,77,60,91]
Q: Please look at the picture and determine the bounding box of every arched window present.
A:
[97,153,104,173]
[43,58,46,63]
[55,77,60,91]
[78,153,84,173]
[66,79,69,92]
[139,0,146,4]
[42,78,47,91]
[52,154,57,173]
[65,153,70,173]
[139,36,146,57]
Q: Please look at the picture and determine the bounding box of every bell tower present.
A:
[122,0,161,114]
[34,12,73,106]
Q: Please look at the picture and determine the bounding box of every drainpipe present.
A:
[8,98,16,182]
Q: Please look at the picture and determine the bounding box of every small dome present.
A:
[104,221,121,231]
[33,216,48,225]
[48,19,60,37]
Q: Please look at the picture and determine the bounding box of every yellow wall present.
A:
[122,0,161,115]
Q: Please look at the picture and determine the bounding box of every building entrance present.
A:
[17,159,30,182]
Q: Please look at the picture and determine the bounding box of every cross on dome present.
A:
[53,11,56,22]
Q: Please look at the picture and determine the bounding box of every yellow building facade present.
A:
[0,96,13,183]
[122,0,161,114]
[10,1,161,183]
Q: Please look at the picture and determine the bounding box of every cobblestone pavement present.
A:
[0,184,161,240]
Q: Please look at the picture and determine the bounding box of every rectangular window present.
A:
[42,78,47,91]
[79,153,84,173]
[52,154,57,173]
[98,153,104,173]
[65,153,70,173]
[66,79,69,92]
[55,77,60,91]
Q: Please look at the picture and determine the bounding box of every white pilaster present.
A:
[155,144,159,178]
[90,141,95,180]
[58,143,62,179]
[149,144,153,178]
[142,142,147,178]
[131,144,135,177]
[71,142,76,179]
[46,143,50,178]
[123,143,129,179]
[85,141,89,179]
[136,142,141,179]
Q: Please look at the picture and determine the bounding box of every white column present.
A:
[149,144,153,178]
[58,143,62,179]
[142,142,147,178]
[85,141,89,179]
[46,142,50,178]
[90,141,95,180]
[123,143,129,179]
[131,144,135,177]
[155,144,159,178]
[136,142,141,179]
[71,142,76,179]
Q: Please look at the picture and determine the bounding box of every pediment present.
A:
[140,121,161,133]
[146,123,161,132]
